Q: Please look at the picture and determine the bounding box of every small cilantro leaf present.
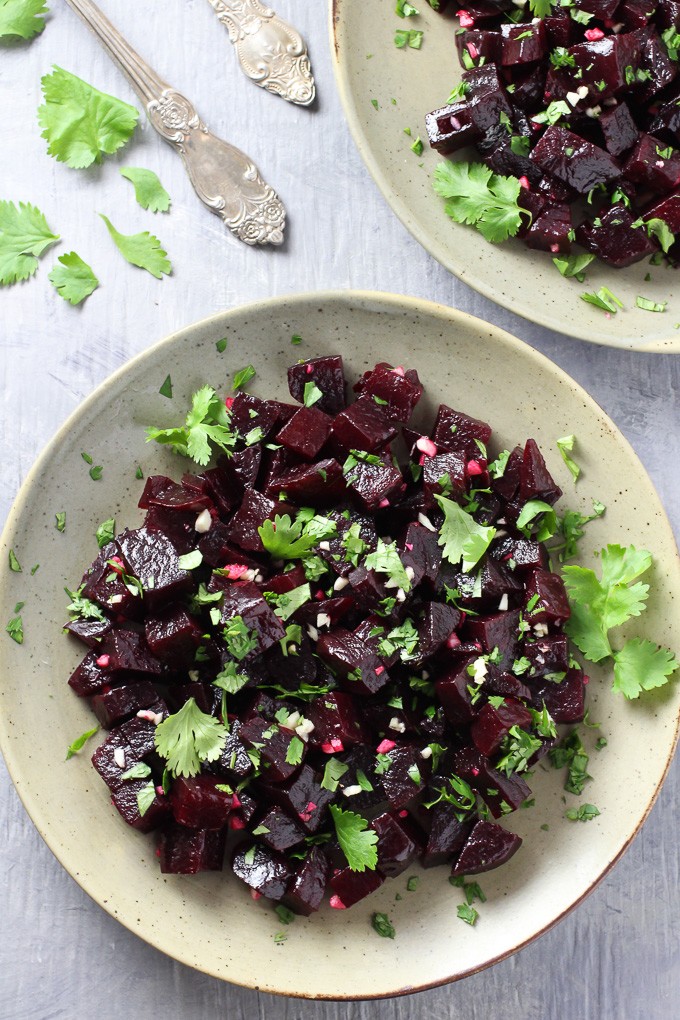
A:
[456,903,479,925]
[556,434,580,482]
[154,697,227,777]
[146,384,236,466]
[8,549,21,572]
[48,251,99,305]
[612,639,678,699]
[95,517,115,548]
[136,781,156,817]
[232,365,256,391]
[434,494,496,572]
[99,214,171,278]
[285,735,304,766]
[371,912,396,938]
[565,803,600,822]
[6,615,23,643]
[38,66,139,168]
[0,0,48,39]
[259,514,318,560]
[0,200,59,285]
[303,381,323,407]
[65,725,99,760]
[329,805,378,872]
[120,167,171,213]
[364,538,412,591]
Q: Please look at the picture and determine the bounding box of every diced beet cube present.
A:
[490,534,548,572]
[426,100,482,154]
[413,602,461,665]
[140,478,212,513]
[213,448,261,501]
[470,697,533,757]
[600,103,640,157]
[316,628,391,697]
[523,634,570,680]
[168,777,231,830]
[220,581,285,657]
[255,806,306,852]
[420,805,473,868]
[331,397,397,454]
[634,26,677,102]
[464,63,515,135]
[399,521,442,589]
[111,779,170,832]
[307,691,368,749]
[451,820,522,876]
[261,764,335,833]
[90,681,160,729]
[69,649,112,697]
[525,569,571,624]
[545,33,640,102]
[455,28,501,67]
[432,404,492,459]
[535,667,586,722]
[530,126,621,194]
[227,488,292,553]
[80,545,142,620]
[116,527,193,611]
[167,682,219,716]
[453,746,531,818]
[91,717,157,791]
[576,205,659,268]
[422,451,467,500]
[238,716,305,782]
[287,355,347,415]
[266,458,346,506]
[642,189,680,233]
[520,438,562,505]
[436,658,478,726]
[99,629,165,675]
[373,811,424,877]
[158,825,226,874]
[228,391,280,440]
[381,744,427,809]
[232,842,292,899]
[64,615,112,648]
[144,505,197,556]
[544,9,578,48]
[623,132,680,193]
[281,846,330,916]
[483,667,532,703]
[353,364,423,423]
[464,609,521,670]
[144,604,203,667]
[526,203,572,253]
[277,406,333,460]
[344,457,405,513]
[212,719,254,781]
[329,866,384,909]
[500,21,547,65]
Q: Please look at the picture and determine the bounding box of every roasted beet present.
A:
[158,825,226,874]
[451,820,522,876]
[287,355,346,415]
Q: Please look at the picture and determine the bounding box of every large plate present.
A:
[0,291,678,998]
[331,2,680,352]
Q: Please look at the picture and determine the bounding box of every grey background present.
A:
[1,2,678,1017]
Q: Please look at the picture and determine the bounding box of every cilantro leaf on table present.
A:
[612,639,679,699]
[48,251,99,305]
[562,544,652,662]
[38,66,139,169]
[0,200,59,285]
[146,384,236,466]
[0,0,47,40]
[120,167,171,213]
[259,514,319,560]
[434,494,496,572]
[433,160,526,244]
[99,214,171,278]
[154,697,227,777]
[329,805,378,872]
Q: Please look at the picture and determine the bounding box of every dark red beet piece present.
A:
[344,456,405,513]
[623,132,680,192]
[643,189,680,232]
[470,697,533,756]
[99,629,165,676]
[500,21,548,65]
[381,744,428,810]
[111,780,170,832]
[436,658,479,726]
[281,847,330,916]
[420,805,473,868]
[453,746,531,818]
[307,691,368,750]
[116,527,193,611]
[523,634,570,680]
[451,820,522,876]
[266,458,346,506]
[276,406,333,460]
[373,811,424,876]
[535,667,586,722]
[239,716,305,783]
[526,203,572,253]
[91,717,158,791]
[287,356,347,415]
[576,205,659,267]
[254,806,306,852]
[227,488,293,553]
[520,439,562,505]
[530,126,621,194]
[525,569,571,623]
[316,628,391,697]
[413,602,462,665]
[219,581,285,657]
[228,391,280,440]
[330,866,384,909]
[145,604,204,667]
[170,776,234,829]
[158,826,226,874]
[330,397,397,454]
[465,609,521,670]
[353,364,423,423]
[232,842,292,899]
[90,681,160,729]
[69,650,113,697]
[431,404,492,459]
[260,763,336,833]
[600,103,640,156]
[64,615,112,647]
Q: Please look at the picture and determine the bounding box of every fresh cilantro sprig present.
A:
[0,200,59,286]
[154,697,227,777]
[435,494,495,572]
[64,585,107,623]
[433,160,528,244]
[48,251,99,305]
[329,805,378,872]
[0,0,48,39]
[146,384,236,466]
[554,500,605,562]
[259,513,335,560]
[38,66,139,168]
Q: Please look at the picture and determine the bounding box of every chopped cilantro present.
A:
[285,736,304,766]
[456,903,479,926]
[321,758,349,792]
[8,549,21,572]
[65,725,99,759]
[89,465,103,481]
[371,912,396,938]
[435,494,496,572]
[303,381,323,407]
[232,364,256,391]
[636,296,666,313]
[556,435,581,482]
[147,384,237,466]
[95,517,115,548]
[55,512,66,533]
[565,803,600,822]
[159,374,173,398]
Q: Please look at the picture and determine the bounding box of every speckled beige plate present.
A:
[0,292,678,999]
[331,3,680,352]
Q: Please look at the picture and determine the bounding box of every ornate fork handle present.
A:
[208,0,315,106]
[63,0,285,246]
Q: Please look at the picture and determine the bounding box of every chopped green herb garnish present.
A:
[232,364,256,391]
[95,517,115,548]
[65,725,99,759]
[371,912,396,938]
[8,549,21,572]
[565,803,600,822]
[159,374,173,398]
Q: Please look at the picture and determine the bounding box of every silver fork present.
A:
[63,0,285,246]
[206,0,315,106]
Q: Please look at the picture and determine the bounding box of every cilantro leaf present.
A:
[556,434,580,482]
[264,583,311,621]
[6,615,23,643]
[433,160,526,244]
[565,803,600,822]
[136,781,156,817]
[120,167,171,213]
[38,66,139,168]
[146,384,236,466]
[65,724,99,760]
[434,494,496,572]
[552,253,595,282]
[99,214,171,278]
[259,514,318,560]
[8,549,21,572]
[365,538,412,591]
[516,499,558,542]
[612,639,678,699]
[529,0,555,15]
[303,381,323,407]
[371,912,396,938]
[64,585,107,623]
[0,200,59,285]
[320,757,349,792]
[48,251,99,305]
[562,545,652,662]
[645,217,674,254]
[555,500,605,562]
[212,661,250,694]
[329,805,378,872]
[285,736,304,766]
[0,0,47,39]
[95,517,115,548]
[120,762,151,781]
[154,697,227,777]
[232,365,256,391]
[456,903,479,926]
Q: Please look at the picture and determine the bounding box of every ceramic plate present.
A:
[330,2,680,352]
[0,292,678,999]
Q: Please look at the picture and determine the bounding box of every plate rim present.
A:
[1,288,679,998]
[329,0,680,355]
